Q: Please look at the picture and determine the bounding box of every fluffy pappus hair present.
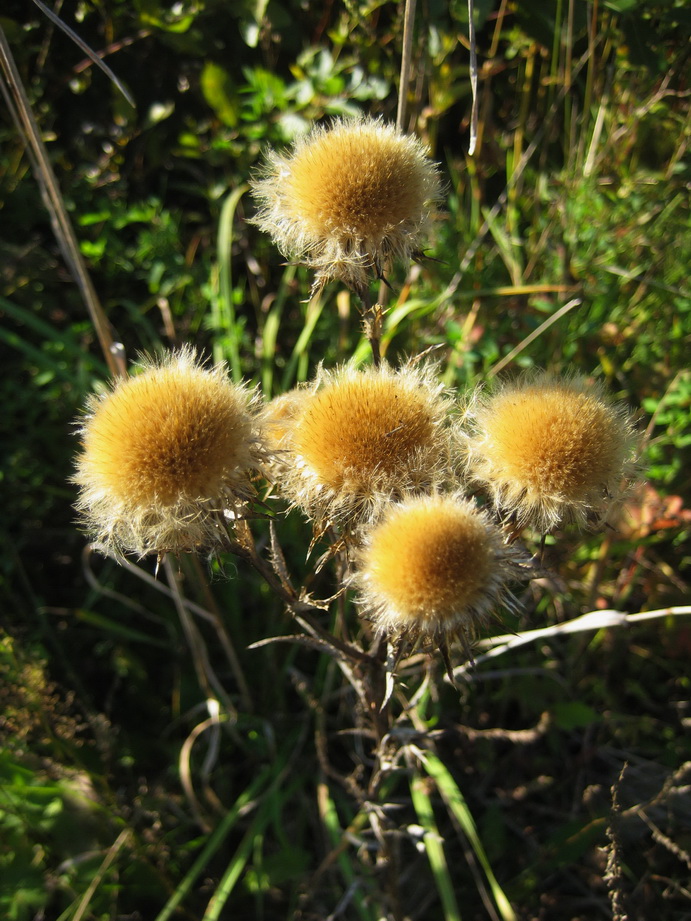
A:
[73,347,264,559]
[260,388,309,454]
[250,116,442,295]
[274,361,456,529]
[463,373,639,533]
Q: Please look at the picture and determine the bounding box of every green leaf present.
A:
[201,63,240,128]
[551,701,601,731]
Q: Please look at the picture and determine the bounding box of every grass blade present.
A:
[410,773,462,921]
[488,297,582,378]
[317,783,377,921]
[280,294,325,391]
[260,263,297,398]
[30,0,135,108]
[416,750,517,921]
[153,764,274,921]
[213,184,248,382]
[0,296,109,378]
[0,26,120,377]
[201,794,275,921]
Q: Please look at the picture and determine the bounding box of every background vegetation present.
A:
[1,0,689,918]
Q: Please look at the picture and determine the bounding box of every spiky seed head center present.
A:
[484,387,624,499]
[285,127,430,241]
[293,377,437,491]
[82,368,249,507]
[366,503,493,622]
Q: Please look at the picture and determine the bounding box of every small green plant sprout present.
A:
[462,373,639,534]
[249,115,442,298]
[270,360,456,533]
[73,347,263,560]
[352,492,528,664]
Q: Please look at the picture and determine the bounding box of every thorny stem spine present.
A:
[231,519,374,666]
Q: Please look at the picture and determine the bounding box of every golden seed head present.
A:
[73,348,260,559]
[353,494,522,642]
[464,374,638,532]
[250,116,442,293]
[260,389,309,454]
[277,362,453,527]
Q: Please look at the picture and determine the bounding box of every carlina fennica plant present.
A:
[72,347,263,560]
[352,493,528,663]
[274,361,456,531]
[249,115,442,297]
[463,373,639,534]
[260,388,309,460]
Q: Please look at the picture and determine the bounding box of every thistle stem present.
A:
[232,521,375,666]
[359,288,383,367]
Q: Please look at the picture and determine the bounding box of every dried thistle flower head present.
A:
[73,348,261,559]
[260,389,309,455]
[277,362,454,528]
[353,493,524,648]
[464,374,638,532]
[259,388,310,489]
[250,116,442,294]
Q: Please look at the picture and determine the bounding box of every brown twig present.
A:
[232,520,374,666]
[396,0,417,132]
[358,288,383,367]
[0,25,122,378]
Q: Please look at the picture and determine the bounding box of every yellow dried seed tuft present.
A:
[261,389,308,454]
[295,375,436,491]
[283,127,432,240]
[250,117,441,293]
[84,369,248,506]
[465,375,638,532]
[363,499,493,624]
[73,348,260,558]
[353,494,523,643]
[278,363,453,526]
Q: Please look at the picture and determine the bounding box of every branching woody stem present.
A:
[231,520,375,666]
